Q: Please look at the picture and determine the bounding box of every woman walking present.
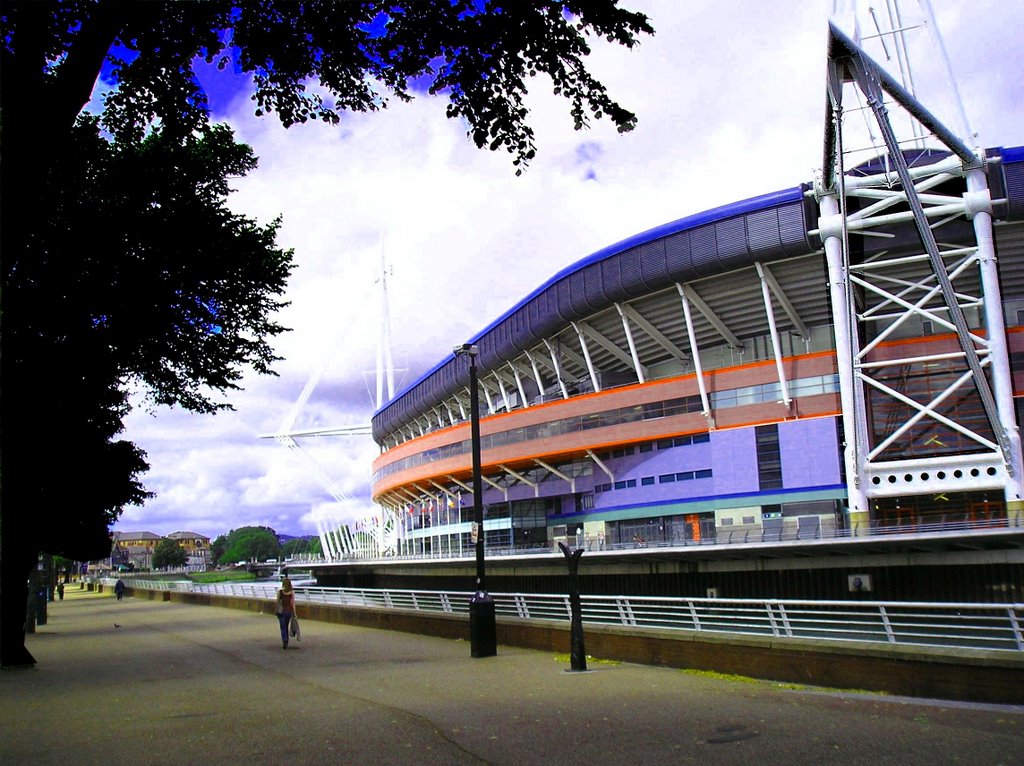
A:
[275,577,296,650]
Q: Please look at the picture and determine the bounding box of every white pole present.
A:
[966,167,1024,506]
[677,283,714,426]
[820,194,871,527]
[755,262,792,407]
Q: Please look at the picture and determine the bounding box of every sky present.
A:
[111,0,1024,540]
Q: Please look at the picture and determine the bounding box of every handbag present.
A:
[289,614,301,641]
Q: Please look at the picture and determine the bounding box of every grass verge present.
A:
[188,571,258,584]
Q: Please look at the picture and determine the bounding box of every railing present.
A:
[327,514,1023,563]
[115,579,1024,653]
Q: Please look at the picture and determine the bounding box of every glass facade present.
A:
[374,373,839,483]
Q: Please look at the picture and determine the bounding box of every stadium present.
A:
[307,23,1024,602]
[368,143,1023,533]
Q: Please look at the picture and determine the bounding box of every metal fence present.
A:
[116,579,1024,653]
[313,514,1024,563]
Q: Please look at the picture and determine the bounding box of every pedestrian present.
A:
[57,582,64,600]
[114,579,125,601]
[275,577,296,650]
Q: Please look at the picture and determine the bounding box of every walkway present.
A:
[2,588,1021,765]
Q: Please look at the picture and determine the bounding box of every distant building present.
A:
[111,531,161,570]
[166,531,211,570]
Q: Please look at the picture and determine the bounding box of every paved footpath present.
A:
[2,588,1022,765]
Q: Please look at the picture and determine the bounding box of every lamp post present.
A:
[454,343,497,658]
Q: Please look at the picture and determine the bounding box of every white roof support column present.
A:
[615,304,646,384]
[586,449,614,482]
[453,394,467,421]
[758,261,809,339]
[820,193,871,522]
[481,474,508,500]
[447,474,473,493]
[755,261,792,407]
[412,483,436,505]
[443,402,456,427]
[542,339,570,399]
[396,486,421,504]
[479,381,496,415]
[676,282,715,428]
[492,371,511,413]
[577,319,642,376]
[535,459,575,493]
[380,493,403,528]
[680,283,743,350]
[571,321,602,393]
[468,381,494,417]
[618,302,689,366]
[499,464,539,497]
[967,166,1024,503]
[428,479,456,499]
[508,362,530,409]
[524,350,547,401]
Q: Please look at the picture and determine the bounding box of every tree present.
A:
[308,537,323,557]
[281,537,314,558]
[218,527,281,564]
[210,535,228,566]
[0,114,291,666]
[1,1,653,667]
[52,556,77,584]
[152,539,188,570]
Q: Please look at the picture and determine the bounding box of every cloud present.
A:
[114,0,1024,538]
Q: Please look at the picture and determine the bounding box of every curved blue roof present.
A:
[372,146,1024,443]
[372,184,812,440]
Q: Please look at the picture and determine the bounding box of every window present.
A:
[756,424,783,490]
[643,402,665,419]
[659,474,676,484]
[641,476,655,486]
[695,469,713,479]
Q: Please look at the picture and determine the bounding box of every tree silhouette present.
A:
[0,0,652,666]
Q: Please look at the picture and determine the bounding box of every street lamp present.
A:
[453,342,497,658]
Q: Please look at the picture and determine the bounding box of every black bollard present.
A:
[35,589,48,626]
[558,542,586,672]
[469,590,497,658]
